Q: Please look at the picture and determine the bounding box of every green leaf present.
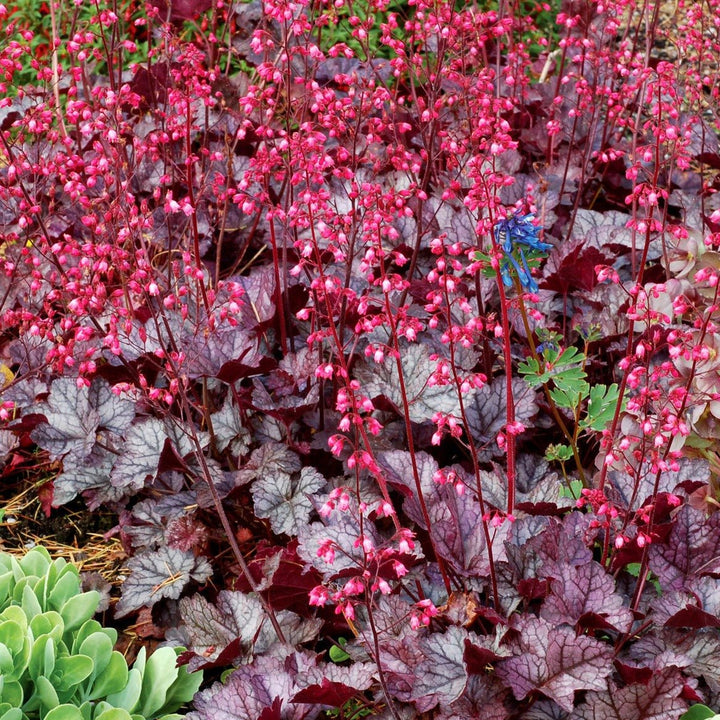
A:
[72,620,116,655]
[54,654,95,690]
[79,632,114,677]
[18,548,52,578]
[87,651,130,701]
[45,704,84,720]
[680,705,719,720]
[581,383,624,431]
[0,706,23,720]
[0,572,14,606]
[106,667,143,714]
[155,651,202,717]
[0,679,22,707]
[559,478,584,501]
[29,611,64,642]
[61,592,101,633]
[94,709,134,720]
[49,570,82,612]
[137,647,180,718]
[35,674,60,709]
[20,583,42,618]
[544,443,574,463]
[329,638,351,663]
[29,634,55,680]
[0,644,13,675]
[518,356,542,380]
[0,620,24,655]
[549,386,583,410]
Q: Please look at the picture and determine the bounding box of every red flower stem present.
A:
[493,267,517,516]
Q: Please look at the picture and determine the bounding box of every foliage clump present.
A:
[1,0,720,717]
[0,547,202,720]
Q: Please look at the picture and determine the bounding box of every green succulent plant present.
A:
[0,547,202,720]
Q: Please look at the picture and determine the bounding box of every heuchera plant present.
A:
[2,0,720,717]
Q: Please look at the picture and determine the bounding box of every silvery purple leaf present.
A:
[110,418,167,491]
[252,466,327,536]
[211,397,250,455]
[52,442,117,506]
[179,590,265,668]
[236,442,302,487]
[649,505,720,591]
[188,653,320,720]
[354,343,463,423]
[541,560,633,632]
[31,378,101,460]
[88,379,136,434]
[495,616,613,712]
[379,451,499,576]
[116,546,212,617]
[412,627,472,707]
[570,670,686,720]
[465,377,538,458]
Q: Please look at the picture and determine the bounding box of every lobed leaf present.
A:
[251,466,327,536]
[495,617,613,712]
[115,547,212,618]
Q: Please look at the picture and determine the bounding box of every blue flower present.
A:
[493,212,551,293]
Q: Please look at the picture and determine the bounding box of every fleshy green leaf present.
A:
[87,651,130,701]
[137,647,180,718]
[61,592,101,633]
[44,704,84,720]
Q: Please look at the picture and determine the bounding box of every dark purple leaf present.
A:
[464,642,502,675]
[292,663,374,707]
[233,543,322,613]
[543,236,612,292]
[291,681,356,708]
[665,606,720,629]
